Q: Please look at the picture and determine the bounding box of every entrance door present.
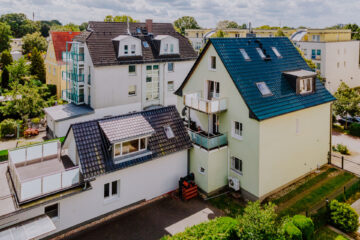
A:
[207,80,219,100]
[144,65,160,107]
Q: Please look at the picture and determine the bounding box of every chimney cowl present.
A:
[146,19,153,34]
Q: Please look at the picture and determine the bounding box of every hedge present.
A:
[283,221,302,240]
[349,123,360,137]
[292,215,314,240]
[329,200,359,233]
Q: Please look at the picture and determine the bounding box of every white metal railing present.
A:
[18,165,80,202]
[184,93,227,114]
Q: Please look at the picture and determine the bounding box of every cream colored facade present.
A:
[178,44,332,199]
[301,29,351,42]
[45,41,66,98]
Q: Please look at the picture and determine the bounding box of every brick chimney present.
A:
[146,19,153,33]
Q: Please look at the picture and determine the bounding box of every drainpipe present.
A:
[329,103,333,164]
[187,149,190,175]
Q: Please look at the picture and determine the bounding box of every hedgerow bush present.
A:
[335,144,350,155]
[0,119,17,137]
[292,215,314,240]
[349,123,360,137]
[335,235,348,240]
[283,219,302,240]
[329,200,359,233]
[161,217,239,240]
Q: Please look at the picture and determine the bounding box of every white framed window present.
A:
[128,85,136,96]
[62,71,66,80]
[235,33,240,38]
[312,35,320,42]
[131,44,136,54]
[231,157,242,174]
[104,180,119,200]
[239,48,250,61]
[128,65,136,75]
[198,166,206,175]
[164,43,168,52]
[113,138,147,158]
[53,67,56,76]
[210,56,216,70]
[170,44,174,53]
[168,81,174,91]
[299,77,313,94]
[272,47,282,58]
[124,45,128,54]
[256,48,266,59]
[232,121,243,140]
[45,203,59,220]
[168,62,174,72]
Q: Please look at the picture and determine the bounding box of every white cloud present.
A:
[0,0,359,28]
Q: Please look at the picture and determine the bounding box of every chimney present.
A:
[146,19,153,34]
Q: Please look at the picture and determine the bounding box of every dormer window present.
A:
[154,35,179,55]
[112,35,142,57]
[124,45,128,55]
[170,44,174,53]
[299,78,313,94]
[164,43,169,53]
[113,137,148,158]
[131,44,136,54]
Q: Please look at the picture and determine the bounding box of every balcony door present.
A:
[144,65,160,107]
[209,114,219,135]
[207,80,219,100]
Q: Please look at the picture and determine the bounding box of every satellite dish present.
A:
[181,107,187,117]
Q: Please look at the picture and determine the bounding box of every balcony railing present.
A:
[184,93,227,114]
[67,72,84,82]
[187,129,227,150]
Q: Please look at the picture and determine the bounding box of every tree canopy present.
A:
[0,50,13,89]
[104,15,138,23]
[344,24,360,40]
[30,47,46,84]
[79,22,88,31]
[22,32,48,55]
[0,13,39,38]
[0,22,12,52]
[173,16,200,35]
[6,57,30,85]
[39,20,62,37]
[50,23,80,32]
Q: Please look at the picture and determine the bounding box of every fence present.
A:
[331,153,360,176]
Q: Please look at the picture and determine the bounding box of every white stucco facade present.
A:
[296,41,360,93]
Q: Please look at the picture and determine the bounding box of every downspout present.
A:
[329,103,333,164]
[187,149,190,175]
[163,63,166,106]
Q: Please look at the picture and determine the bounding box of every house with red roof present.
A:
[45,31,81,98]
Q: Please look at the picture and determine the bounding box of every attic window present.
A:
[256,82,273,96]
[299,78,313,94]
[124,45,128,55]
[131,44,136,54]
[143,41,149,48]
[136,28,141,34]
[239,49,250,61]
[164,125,175,139]
[256,48,266,59]
[272,47,282,58]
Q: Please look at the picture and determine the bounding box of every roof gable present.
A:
[177,37,335,120]
[50,31,81,62]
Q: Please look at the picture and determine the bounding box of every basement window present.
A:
[164,125,175,139]
[256,82,273,96]
[256,48,266,59]
[272,47,282,58]
[45,203,59,220]
[239,48,250,61]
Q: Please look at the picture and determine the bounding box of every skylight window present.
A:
[256,48,266,59]
[256,82,273,96]
[239,49,250,61]
[143,41,149,48]
[272,47,282,58]
[164,125,175,139]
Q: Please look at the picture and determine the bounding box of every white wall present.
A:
[117,36,142,57]
[158,36,179,55]
[0,151,187,238]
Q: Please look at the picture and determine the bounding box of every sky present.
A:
[0,0,359,28]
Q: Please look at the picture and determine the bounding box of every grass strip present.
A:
[273,168,338,205]
[279,172,355,217]
[208,194,245,218]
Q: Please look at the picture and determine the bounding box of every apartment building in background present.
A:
[45,20,197,138]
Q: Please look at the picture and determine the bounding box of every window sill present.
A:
[208,68,216,72]
[231,169,243,176]
[231,134,243,141]
[103,196,119,205]
[128,94,137,97]
[128,73,137,76]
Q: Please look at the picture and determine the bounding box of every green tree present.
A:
[0,13,39,38]
[256,25,280,30]
[240,23,247,29]
[0,22,12,52]
[39,20,62,37]
[104,15,113,22]
[0,50,13,89]
[334,82,360,128]
[104,15,138,23]
[275,29,286,37]
[30,48,46,83]
[22,32,48,55]
[344,24,360,40]
[79,22,88,31]
[238,201,283,240]
[6,57,30,85]
[296,47,316,70]
[173,16,200,35]
[213,30,226,38]
[50,23,80,32]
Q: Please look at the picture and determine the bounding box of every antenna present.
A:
[127,17,130,35]
[249,22,252,33]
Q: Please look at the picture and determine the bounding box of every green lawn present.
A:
[315,226,349,240]
[279,171,355,217]
[208,194,245,218]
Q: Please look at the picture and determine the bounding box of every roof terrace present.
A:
[8,141,81,203]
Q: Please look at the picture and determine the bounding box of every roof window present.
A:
[239,49,250,61]
[272,47,282,58]
[256,48,266,59]
[143,41,149,48]
[164,125,175,139]
[256,82,273,96]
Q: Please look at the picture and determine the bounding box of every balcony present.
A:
[184,93,227,114]
[67,72,84,82]
[187,129,227,150]
[8,141,81,203]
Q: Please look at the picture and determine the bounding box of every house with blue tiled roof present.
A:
[175,37,335,200]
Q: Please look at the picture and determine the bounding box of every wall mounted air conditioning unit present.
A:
[228,177,240,191]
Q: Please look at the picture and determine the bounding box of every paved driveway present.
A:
[67,197,223,240]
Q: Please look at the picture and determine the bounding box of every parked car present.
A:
[24,128,39,138]
[338,116,360,126]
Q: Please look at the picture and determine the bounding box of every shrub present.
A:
[162,217,239,240]
[0,119,17,137]
[282,220,302,240]
[292,215,314,240]
[335,235,348,240]
[349,123,360,137]
[0,150,8,161]
[31,117,40,124]
[329,200,359,233]
[336,144,350,155]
